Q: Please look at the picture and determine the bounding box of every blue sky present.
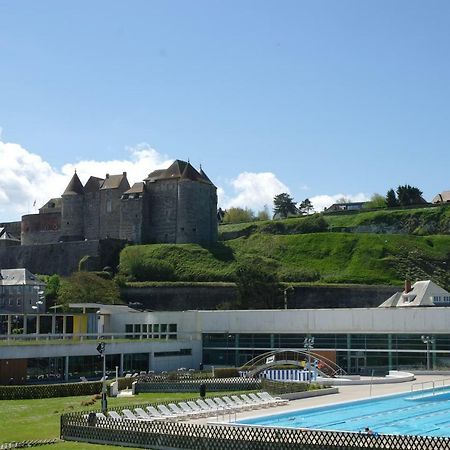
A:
[1,1,449,221]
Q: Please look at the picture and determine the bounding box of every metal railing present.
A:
[410,377,450,396]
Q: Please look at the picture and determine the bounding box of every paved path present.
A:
[192,374,450,425]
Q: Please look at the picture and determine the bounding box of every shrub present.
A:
[214,368,239,378]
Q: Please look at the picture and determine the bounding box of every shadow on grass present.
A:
[202,242,236,262]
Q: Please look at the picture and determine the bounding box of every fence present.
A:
[135,378,261,393]
[61,411,450,450]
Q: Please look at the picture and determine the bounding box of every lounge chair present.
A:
[199,398,222,413]
[178,402,206,418]
[146,406,167,420]
[108,411,123,420]
[223,396,251,410]
[241,393,264,408]
[168,403,192,418]
[257,391,289,405]
[122,409,145,421]
[158,404,186,420]
[230,395,257,410]
[134,408,155,420]
[213,397,236,411]
[248,393,271,407]
[186,400,209,417]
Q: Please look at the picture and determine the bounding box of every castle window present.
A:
[180,227,184,231]
[106,199,112,213]
[192,228,196,232]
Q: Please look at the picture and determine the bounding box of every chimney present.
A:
[123,171,127,177]
[105,173,110,179]
[404,279,412,293]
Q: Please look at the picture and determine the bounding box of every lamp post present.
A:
[303,337,315,383]
[283,286,294,310]
[96,342,107,413]
[421,335,435,370]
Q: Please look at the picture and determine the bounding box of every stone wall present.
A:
[21,213,61,245]
[0,239,126,275]
[121,283,400,310]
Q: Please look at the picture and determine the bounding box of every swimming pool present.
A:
[237,387,450,437]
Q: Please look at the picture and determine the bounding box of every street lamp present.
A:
[303,337,315,383]
[421,335,435,370]
[283,286,294,310]
[96,342,107,413]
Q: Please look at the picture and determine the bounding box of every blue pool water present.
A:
[237,387,450,437]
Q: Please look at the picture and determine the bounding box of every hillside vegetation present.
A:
[119,206,450,288]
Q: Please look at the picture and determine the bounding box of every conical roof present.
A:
[63,172,84,196]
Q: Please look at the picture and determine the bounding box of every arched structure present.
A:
[240,349,346,378]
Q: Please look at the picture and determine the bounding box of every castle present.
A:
[0,160,217,275]
[21,159,218,246]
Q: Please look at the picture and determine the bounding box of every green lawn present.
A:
[0,390,252,449]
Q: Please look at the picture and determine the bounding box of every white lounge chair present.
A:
[158,404,186,420]
[223,396,251,410]
[240,393,264,408]
[199,398,222,413]
[230,395,256,410]
[168,403,191,418]
[134,408,155,420]
[258,391,289,405]
[213,397,236,411]
[248,393,271,407]
[186,401,209,417]
[108,411,123,420]
[146,406,167,420]
[178,402,205,418]
[122,409,145,421]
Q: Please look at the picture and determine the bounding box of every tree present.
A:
[298,198,314,215]
[58,272,121,309]
[386,189,398,208]
[256,205,270,221]
[234,258,282,309]
[396,185,425,206]
[363,193,386,209]
[222,207,254,224]
[273,193,297,218]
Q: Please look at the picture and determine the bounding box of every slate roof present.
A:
[379,280,450,307]
[39,197,62,213]
[84,176,104,193]
[100,173,130,190]
[124,182,145,195]
[432,191,450,204]
[0,268,45,287]
[144,160,213,185]
[0,227,20,242]
[63,172,84,195]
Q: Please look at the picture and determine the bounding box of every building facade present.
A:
[20,160,218,246]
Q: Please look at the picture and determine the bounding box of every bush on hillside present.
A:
[214,368,239,378]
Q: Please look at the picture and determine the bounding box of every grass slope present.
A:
[121,233,450,286]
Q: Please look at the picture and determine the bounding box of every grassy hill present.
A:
[120,219,450,288]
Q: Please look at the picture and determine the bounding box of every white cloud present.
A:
[218,172,290,212]
[0,140,172,222]
[310,193,370,212]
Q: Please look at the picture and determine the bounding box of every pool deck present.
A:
[192,374,450,425]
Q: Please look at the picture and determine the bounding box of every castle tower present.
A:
[83,176,104,240]
[143,160,218,245]
[120,182,147,243]
[176,162,211,244]
[99,172,130,239]
[60,172,85,241]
